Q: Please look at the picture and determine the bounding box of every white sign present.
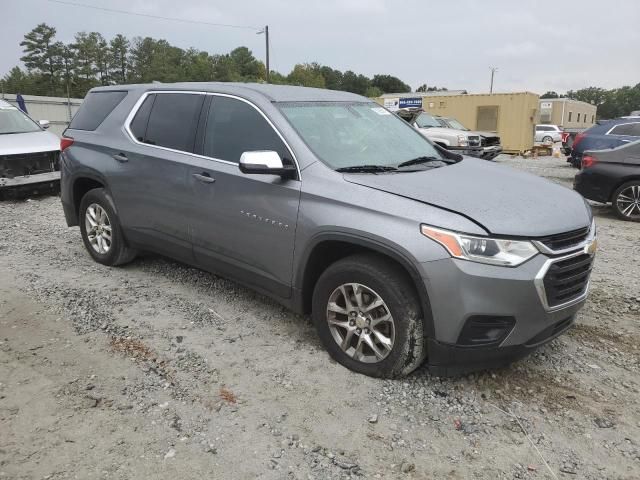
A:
[540,102,552,109]
[383,98,399,112]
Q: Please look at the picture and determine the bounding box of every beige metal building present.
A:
[378,92,540,153]
[539,98,597,130]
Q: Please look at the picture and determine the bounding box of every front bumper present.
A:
[0,171,61,198]
[447,145,502,160]
[420,247,594,375]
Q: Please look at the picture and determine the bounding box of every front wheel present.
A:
[312,254,425,378]
[79,188,137,265]
[612,181,640,222]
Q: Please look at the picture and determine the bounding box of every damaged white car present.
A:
[0,99,60,198]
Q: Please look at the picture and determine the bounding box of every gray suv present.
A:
[60,83,597,378]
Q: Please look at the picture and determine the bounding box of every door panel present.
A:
[107,92,205,260]
[187,95,301,297]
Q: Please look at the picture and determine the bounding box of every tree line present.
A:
[2,23,418,99]
[541,86,640,119]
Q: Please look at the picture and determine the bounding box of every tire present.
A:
[542,136,553,143]
[612,181,640,222]
[79,188,136,265]
[312,254,425,378]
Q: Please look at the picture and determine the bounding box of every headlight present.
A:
[421,225,538,267]
[457,134,468,147]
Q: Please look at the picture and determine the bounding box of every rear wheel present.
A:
[312,254,425,378]
[612,181,640,222]
[79,188,136,265]
[542,135,553,143]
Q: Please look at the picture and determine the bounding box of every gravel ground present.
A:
[1,155,639,479]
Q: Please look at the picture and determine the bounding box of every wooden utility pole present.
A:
[258,25,270,83]
[489,67,498,94]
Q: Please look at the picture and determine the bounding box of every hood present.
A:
[0,130,59,155]
[472,131,499,138]
[343,157,591,237]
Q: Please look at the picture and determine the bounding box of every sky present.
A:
[2,0,639,94]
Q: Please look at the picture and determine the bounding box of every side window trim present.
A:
[123,90,300,179]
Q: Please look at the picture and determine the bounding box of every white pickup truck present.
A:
[396,108,503,160]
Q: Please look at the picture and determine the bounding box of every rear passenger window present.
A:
[144,93,204,152]
[129,94,155,142]
[203,96,291,164]
[69,91,127,130]
[609,123,640,136]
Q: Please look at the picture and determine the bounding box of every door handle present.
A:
[192,172,215,184]
[112,153,128,162]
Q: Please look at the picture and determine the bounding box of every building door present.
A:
[477,106,499,132]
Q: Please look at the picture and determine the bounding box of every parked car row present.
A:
[0,99,60,198]
[568,116,640,168]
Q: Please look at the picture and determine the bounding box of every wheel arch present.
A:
[609,174,640,202]
[295,232,435,339]
[70,172,110,224]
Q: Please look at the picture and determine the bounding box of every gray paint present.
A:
[60,82,594,366]
[586,139,640,165]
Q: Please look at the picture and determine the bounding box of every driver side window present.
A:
[203,96,292,165]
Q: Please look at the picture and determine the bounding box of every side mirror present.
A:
[39,120,50,129]
[239,151,296,178]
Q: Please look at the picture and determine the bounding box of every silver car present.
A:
[0,99,60,197]
[60,83,596,378]
[535,124,563,143]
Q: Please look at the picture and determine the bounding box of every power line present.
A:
[46,0,261,30]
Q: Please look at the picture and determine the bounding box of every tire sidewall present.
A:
[312,260,423,378]
[612,181,640,222]
[79,188,126,265]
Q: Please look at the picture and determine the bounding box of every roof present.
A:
[91,82,367,103]
[539,97,597,108]
[380,90,467,98]
[0,99,14,108]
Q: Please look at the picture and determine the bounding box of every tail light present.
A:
[561,132,570,143]
[582,155,597,168]
[60,136,74,152]
[573,132,586,149]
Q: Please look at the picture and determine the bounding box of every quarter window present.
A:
[129,94,155,142]
[143,93,204,152]
[203,96,291,164]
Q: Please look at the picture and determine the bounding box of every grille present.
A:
[481,136,500,147]
[467,136,481,147]
[0,151,59,179]
[543,254,593,307]
[537,227,589,252]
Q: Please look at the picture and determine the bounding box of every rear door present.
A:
[186,94,301,298]
[110,91,205,260]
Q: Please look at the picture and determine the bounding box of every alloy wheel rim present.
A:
[617,185,640,219]
[85,203,112,254]
[326,283,395,364]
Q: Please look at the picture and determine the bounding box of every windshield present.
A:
[0,106,41,134]
[279,102,446,170]
[443,117,469,130]
[414,112,441,128]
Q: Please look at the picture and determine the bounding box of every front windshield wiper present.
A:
[397,156,446,168]
[335,165,398,173]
